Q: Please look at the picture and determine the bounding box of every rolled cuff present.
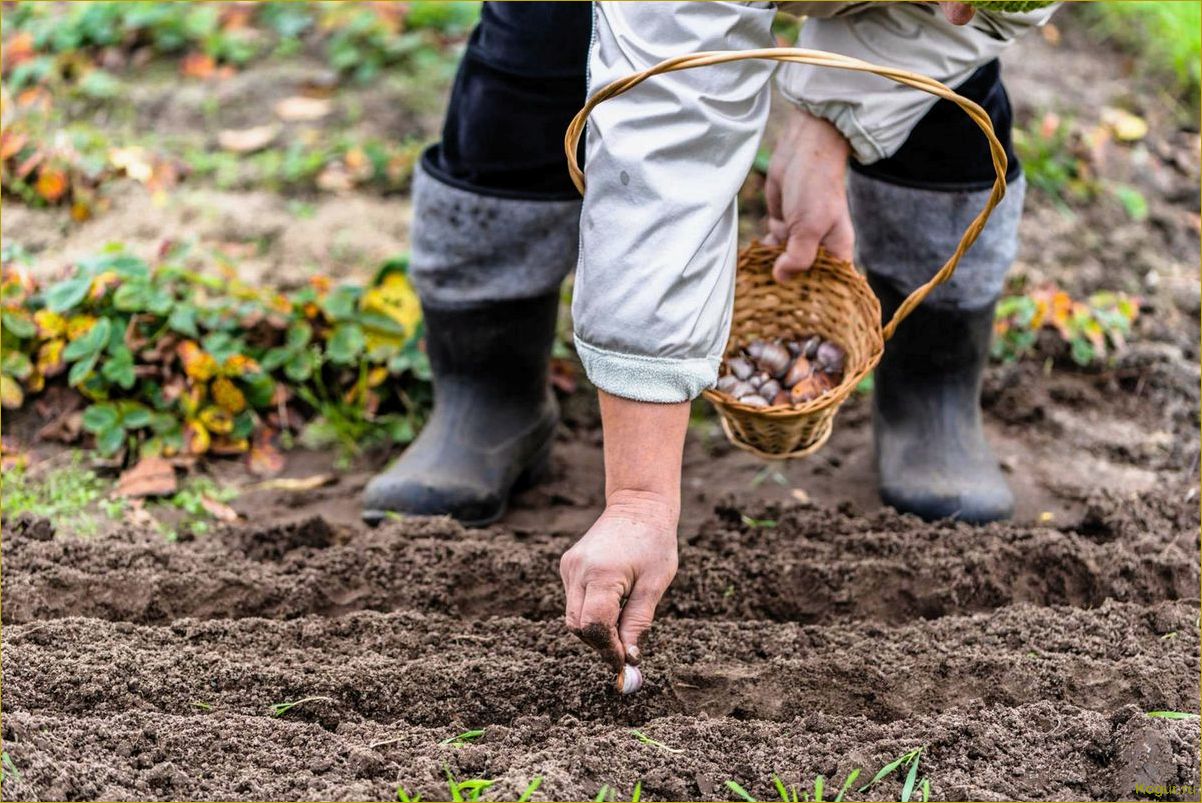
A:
[575,337,719,403]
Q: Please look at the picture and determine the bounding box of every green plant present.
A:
[268,695,335,717]
[993,285,1139,366]
[726,770,861,803]
[860,747,928,803]
[1,752,21,784]
[439,729,485,747]
[443,766,494,802]
[740,515,778,529]
[518,776,544,802]
[1,243,431,467]
[396,786,422,803]
[1013,114,1097,208]
[631,729,684,754]
[594,782,642,803]
[1146,711,1200,720]
[0,455,116,534]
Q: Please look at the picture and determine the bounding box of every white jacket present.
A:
[572,1,1055,403]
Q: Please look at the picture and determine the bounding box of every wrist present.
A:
[795,108,852,159]
[604,489,680,532]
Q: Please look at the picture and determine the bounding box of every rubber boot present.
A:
[362,293,559,527]
[870,276,1013,523]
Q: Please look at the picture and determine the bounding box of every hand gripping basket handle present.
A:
[563,47,1008,340]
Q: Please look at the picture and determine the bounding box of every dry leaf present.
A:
[248,433,285,477]
[315,162,353,192]
[274,96,332,122]
[116,456,178,498]
[35,167,68,202]
[199,495,239,522]
[1101,107,1148,142]
[181,52,216,79]
[248,474,336,493]
[217,124,279,154]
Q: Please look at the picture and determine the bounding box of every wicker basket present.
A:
[565,47,1007,459]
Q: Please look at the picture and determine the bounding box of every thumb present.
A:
[617,580,665,663]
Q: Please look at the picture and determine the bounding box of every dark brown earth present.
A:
[2,8,1200,802]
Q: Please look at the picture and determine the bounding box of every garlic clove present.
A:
[759,379,781,400]
[728,356,754,380]
[816,341,845,375]
[783,355,814,389]
[727,379,755,399]
[749,372,768,389]
[802,335,822,360]
[716,375,740,394]
[745,340,766,361]
[739,394,769,408]
[756,342,792,378]
[785,340,802,357]
[616,664,644,695]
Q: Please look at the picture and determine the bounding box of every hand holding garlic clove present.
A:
[714,335,845,408]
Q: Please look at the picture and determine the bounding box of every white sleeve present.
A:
[572,1,778,403]
[776,3,1058,164]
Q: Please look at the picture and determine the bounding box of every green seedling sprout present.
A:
[595,785,611,802]
[444,765,494,802]
[740,514,778,529]
[859,747,929,802]
[268,695,335,717]
[191,700,213,711]
[517,776,543,802]
[1,752,20,783]
[726,780,757,802]
[439,728,486,747]
[835,770,860,802]
[1146,711,1200,719]
[396,786,421,803]
[630,729,684,754]
[592,783,639,803]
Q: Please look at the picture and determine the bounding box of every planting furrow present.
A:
[2,509,1196,625]
[5,601,1196,727]
[2,703,1197,802]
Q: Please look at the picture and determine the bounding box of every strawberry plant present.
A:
[0,242,431,471]
[993,284,1140,366]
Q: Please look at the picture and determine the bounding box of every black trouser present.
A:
[422,2,1020,201]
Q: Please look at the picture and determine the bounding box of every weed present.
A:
[726,769,860,803]
[439,729,485,747]
[594,782,642,803]
[1146,711,1200,720]
[740,514,778,529]
[268,695,335,717]
[191,700,212,711]
[1,752,20,783]
[0,455,115,534]
[750,466,788,488]
[396,786,421,803]
[993,284,1138,367]
[860,747,928,803]
[443,765,494,802]
[518,776,544,802]
[631,729,684,754]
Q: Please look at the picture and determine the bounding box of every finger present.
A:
[617,580,666,664]
[577,580,626,672]
[764,217,788,246]
[765,172,783,223]
[773,226,820,283]
[560,554,585,632]
[939,2,975,24]
[822,215,856,263]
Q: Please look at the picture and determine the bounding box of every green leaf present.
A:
[44,277,91,313]
[726,781,757,803]
[1070,338,1095,366]
[2,310,37,338]
[242,373,275,408]
[101,346,137,389]
[120,404,153,430]
[326,323,365,364]
[287,321,313,350]
[113,281,151,311]
[168,305,199,338]
[860,753,910,793]
[63,318,112,361]
[82,403,120,433]
[285,350,314,382]
[1146,711,1199,719]
[67,352,99,386]
[900,752,920,802]
[834,770,859,802]
[516,778,543,803]
[321,285,360,321]
[813,776,824,803]
[95,425,126,456]
[2,351,33,380]
[772,776,790,803]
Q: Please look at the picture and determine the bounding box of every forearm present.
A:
[599,391,688,523]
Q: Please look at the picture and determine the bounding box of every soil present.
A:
[2,9,1200,802]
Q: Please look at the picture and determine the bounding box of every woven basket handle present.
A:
[564,47,1007,340]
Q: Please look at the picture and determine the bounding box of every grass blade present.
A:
[631,781,642,803]
[518,776,542,802]
[920,778,930,803]
[813,775,824,803]
[1146,710,1200,719]
[834,769,859,802]
[595,784,610,802]
[439,728,486,746]
[772,775,790,802]
[900,753,920,802]
[726,780,758,802]
[859,755,907,792]
[630,729,684,754]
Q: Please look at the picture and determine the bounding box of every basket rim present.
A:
[704,255,885,418]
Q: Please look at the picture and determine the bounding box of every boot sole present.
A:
[361,436,554,529]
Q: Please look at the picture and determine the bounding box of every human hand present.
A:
[938,2,977,24]
[560,490,679,672]
[763,108,855,283]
